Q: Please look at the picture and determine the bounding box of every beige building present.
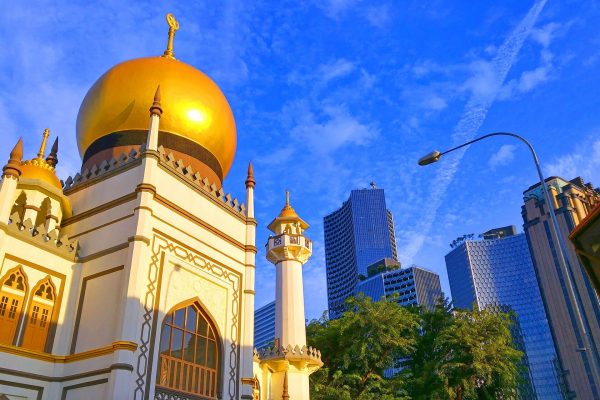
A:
[0,14,320,400]
[522,176,600,398]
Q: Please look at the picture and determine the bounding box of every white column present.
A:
[0,176,18,223]
[241,174,257,399]
[275,259,307,346]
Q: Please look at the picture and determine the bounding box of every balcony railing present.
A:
[156,354,217,399]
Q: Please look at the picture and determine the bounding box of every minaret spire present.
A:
[46,137,59,168]
[147,85,162,151]
[37,128,50,159]
[245,161,255,189]
[150,85,163,116]
[2,138,23,179]
[162,13,180,59]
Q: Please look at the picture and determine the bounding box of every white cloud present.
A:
[363,4,392,28]
[319,59,356,83]
[531,22,561,48]
[488,144,517,169]
[423,95,448,111]
[320,0,362,18]
[499,21,566,100]
[291,104,378,156]
[399,0,548,263]
[545,137,600,184]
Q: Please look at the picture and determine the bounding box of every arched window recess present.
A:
[156,301,222,399]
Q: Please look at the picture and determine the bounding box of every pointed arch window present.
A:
[156,302,220,399]
[22,277,56,352]
[0,267,28,345]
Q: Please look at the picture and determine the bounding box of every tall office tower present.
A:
[324,187,398,318]
[254,301,276,350]
[445,226,562,399]
[356,258,443,310]
[523,176,600,399]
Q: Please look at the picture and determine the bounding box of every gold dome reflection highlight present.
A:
[76,56,236,179]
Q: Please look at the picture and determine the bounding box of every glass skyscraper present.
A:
[254,301,275,350]
[356,261,443,311]
[445,226,562,399]
[324,187,398,318]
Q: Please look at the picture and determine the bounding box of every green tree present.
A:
[307,295,418,400]
[404,302,523,399]
[436,308,523,400]
[307,297,523,400]
[402,299,455,399]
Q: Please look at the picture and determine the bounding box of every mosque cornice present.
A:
[1,213,79,261]
[257,344,323,373]
[0,340,137,364]
[62,146,250,223]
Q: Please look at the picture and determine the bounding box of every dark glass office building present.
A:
[445,227,562,399]
[324,187,397,318]
[356,262,443,311]
[254,301,275,350]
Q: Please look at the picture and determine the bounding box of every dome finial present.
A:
[162,13,180,60]
[285,190,290,207]
[37,128,50,159]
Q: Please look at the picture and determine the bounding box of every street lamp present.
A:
[418,131,600,385]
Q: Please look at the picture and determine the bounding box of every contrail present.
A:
[400,0,548,262]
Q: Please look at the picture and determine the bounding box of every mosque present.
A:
[0,14,321,400]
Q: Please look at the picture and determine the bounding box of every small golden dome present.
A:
[20,161,62,190]
[267,191,309,233]
[19,129,61,190]
[76,55,236,181]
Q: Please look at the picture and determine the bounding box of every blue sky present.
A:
[2,1,600,319]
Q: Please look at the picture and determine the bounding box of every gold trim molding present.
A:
[0,341,137,364]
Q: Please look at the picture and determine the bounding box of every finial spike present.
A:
[285,190,290,206]
[150,85,163,116]
[162,13,180,59]
[10,138,23,162]
[3,138,23,178]
[46,137,59,168]
[245,161,255,188]
[37,128,50,159]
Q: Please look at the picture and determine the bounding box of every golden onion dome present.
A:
[76,14,236,184]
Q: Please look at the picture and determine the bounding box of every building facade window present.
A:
[156,302,220,399]
[22,277,56,352]
[0,267,28,346]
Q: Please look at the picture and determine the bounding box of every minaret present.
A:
[267,191,311,346]
[241,162,257,399]
[0,138,23,222]
[263,191,321,399]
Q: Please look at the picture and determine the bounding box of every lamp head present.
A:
[418,150,442,166]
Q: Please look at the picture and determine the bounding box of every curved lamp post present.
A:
[418,131,600,385]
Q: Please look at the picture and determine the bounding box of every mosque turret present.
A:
[260,191,322,400]
[266,191,312,346]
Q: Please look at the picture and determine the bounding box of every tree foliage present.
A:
[307,296,523,400]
